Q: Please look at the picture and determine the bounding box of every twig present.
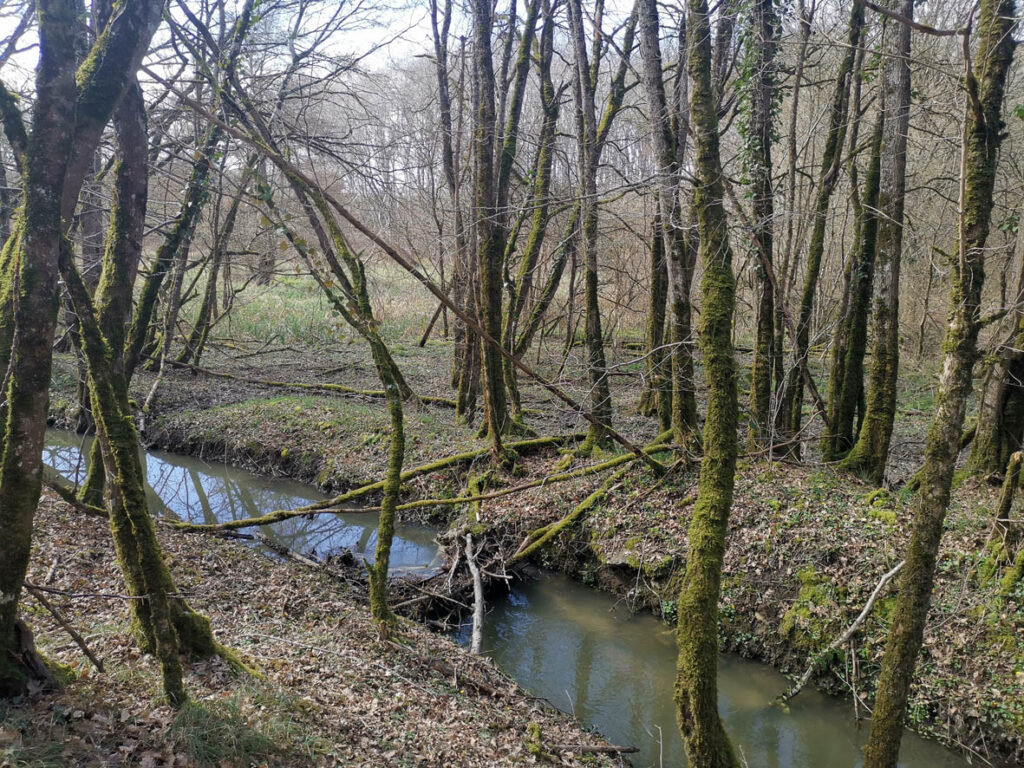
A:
[548,744,639,755]
[44,556,60,586]
[24,584,104,672]
[780,560,905,703]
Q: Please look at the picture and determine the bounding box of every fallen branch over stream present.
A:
[169,433,586,532]
[509,431,673,564]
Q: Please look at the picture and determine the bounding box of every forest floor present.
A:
[1,493,621,767]
[40,335,1024,767]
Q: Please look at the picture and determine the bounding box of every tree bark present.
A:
[638,0,698,447]
[863,3,1016,763]
[825,113,883,460]
[673,0,740,763]
[842,0,914,484]
[743,0,778,450]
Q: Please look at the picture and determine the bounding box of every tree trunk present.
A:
[842,0,914,484]
[0,0,163,699]
[638,214,670,426]
[863,3,1016,762]
[774,0,813,447]
[743,0,778,450]
[638,0,698,448]
[566,0,638,452]
[783,1,863,455]
[0,0,79,699]
[825,112,883,460]
[967,237,1024,478]
[673,0,740,763]
[470,0,510,460]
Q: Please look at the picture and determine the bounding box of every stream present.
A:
[43,430,440,572]
[43,431,968,767]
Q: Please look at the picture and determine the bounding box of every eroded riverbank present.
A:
[40,432,982,767]
[45,347,1024,766]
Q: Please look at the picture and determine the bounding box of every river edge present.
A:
[46,351,1024,766]
[4,491,622,767]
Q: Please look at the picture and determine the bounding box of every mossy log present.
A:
[509,466,630,565]
[165,360,455,408]
[508,430,672,564]
[172,432,591,533]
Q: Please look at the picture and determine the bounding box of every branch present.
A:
[0,82,27,172]
[861,0,967,37]
[172,436,651,533]
[138,65,667,477]
[24,583,105,672]
[779,560,905,703]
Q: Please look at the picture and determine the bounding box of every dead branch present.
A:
[24,583,105,672]
[464,533,485,655]
[780,560,905,703]
[170,433,586,533]
[548,744,640,755]
[163,358,457,408]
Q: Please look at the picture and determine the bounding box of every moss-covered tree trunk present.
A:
[673,0,740,763]
[743,0,778,450]
[0,0,79,698]
[501,0,555,425]
[824,113,883,460]
[365,337,404,630]
[0,0,163,698]
[469,0,511,460]
[967,249,1024,477]
[63,248,187,699]
[783,1,863,455]
[863,2,1016,763]
[841,0,914,484]
[79,77,148,507]
[638,214,670,426]
[638,0,698,448]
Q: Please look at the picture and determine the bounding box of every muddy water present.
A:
[45,430,967,766]
[465,574,968,768]
[43,430,440,571]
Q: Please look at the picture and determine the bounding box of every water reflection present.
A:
[43,430,440,571]
[465,573,967,768]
